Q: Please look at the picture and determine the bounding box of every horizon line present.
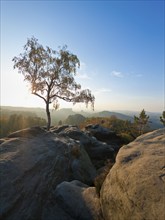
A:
[0,105,162,114]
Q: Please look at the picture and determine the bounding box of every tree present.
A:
[58,120,62,126]
[160,111,165,126]
[134,109,149,135]
[13,37,95,130]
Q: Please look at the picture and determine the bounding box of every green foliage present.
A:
[0,114,46,138]
[134,109,150,135]
[13,37,95,130]
[79,115,139,144]
[160,111,165,126]
[118,132,134,144]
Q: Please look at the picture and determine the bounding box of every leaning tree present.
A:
[13,37,95,130]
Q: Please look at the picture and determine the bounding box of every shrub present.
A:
[118,132,134,144]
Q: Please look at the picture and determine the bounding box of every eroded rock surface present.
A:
[53,125,116,168]
[0,127,96,220]
[85,124,122,146]
[54,180,103,220]
[2,125,163,220]
[100,128,165,220]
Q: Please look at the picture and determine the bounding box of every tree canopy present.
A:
[13,37,95,130]
[134,109,150,135]
[160,111,165,126]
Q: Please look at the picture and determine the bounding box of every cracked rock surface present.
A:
[1,126,164,220]
[100,128,165,220]
[0,127,96,220]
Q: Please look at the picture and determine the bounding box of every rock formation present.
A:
[52,125,116,168]
[100,128,165,220]
[0,127,96,219]
[1,125,164,220]
[84,124,122,146]
[54,180,103,220]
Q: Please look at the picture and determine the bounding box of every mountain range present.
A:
[0,106,163,129]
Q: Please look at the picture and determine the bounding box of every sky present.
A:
[1,0,164,112]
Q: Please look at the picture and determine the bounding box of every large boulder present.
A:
[85,124,122,146]
[0,127,96,219]
[7,126,46,138]
[57,125,115,168]
[59,125,88,141]
[100,128,165,220]
[50,125,70,133]
[54,180,104,220]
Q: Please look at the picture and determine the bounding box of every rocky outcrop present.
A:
[1,125,164,220]
[0,127,96,220]
[53,125,116,168]
[54,180,103,220]
[7,126,46,138]
[100,128,165,220]
[85,124,122,147]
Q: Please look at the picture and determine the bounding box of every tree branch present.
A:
[32,92,47,103]
[50,93,72,102]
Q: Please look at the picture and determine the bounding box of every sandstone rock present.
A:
[100,128,165,220]
[0,127,96,219]
[0,138,6,144]
[7,126,46,138]
[51,125,70,133]
[58,125,115,168]
[59,125,87,141]
[85,124,121,145]
[85,124,111,135]
[54,180,104,220]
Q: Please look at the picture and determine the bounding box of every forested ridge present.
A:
[0,113,46,138]
[0,106,163,139]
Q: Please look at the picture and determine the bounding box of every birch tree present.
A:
[13,37,95,130]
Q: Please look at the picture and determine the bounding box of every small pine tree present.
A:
[134,109,149,135]
[58,120,62,126]
[160,111,165,126]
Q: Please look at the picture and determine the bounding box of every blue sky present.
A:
[1,0,164,112]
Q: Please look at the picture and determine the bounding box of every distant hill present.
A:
[118,110,164,130]
[64,114,86,125]
[0,106,163,129]
[0,106,75,125]
[92,111,133,121]
[146,112,164,130]
[51,108,75,125]
[0,106,45,117]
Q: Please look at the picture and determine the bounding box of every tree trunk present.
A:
[46,102,51,131]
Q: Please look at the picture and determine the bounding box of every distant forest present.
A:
[0,106,163,139]
[0,113,46,138]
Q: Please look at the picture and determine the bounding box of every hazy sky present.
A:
[1,0,164,112]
